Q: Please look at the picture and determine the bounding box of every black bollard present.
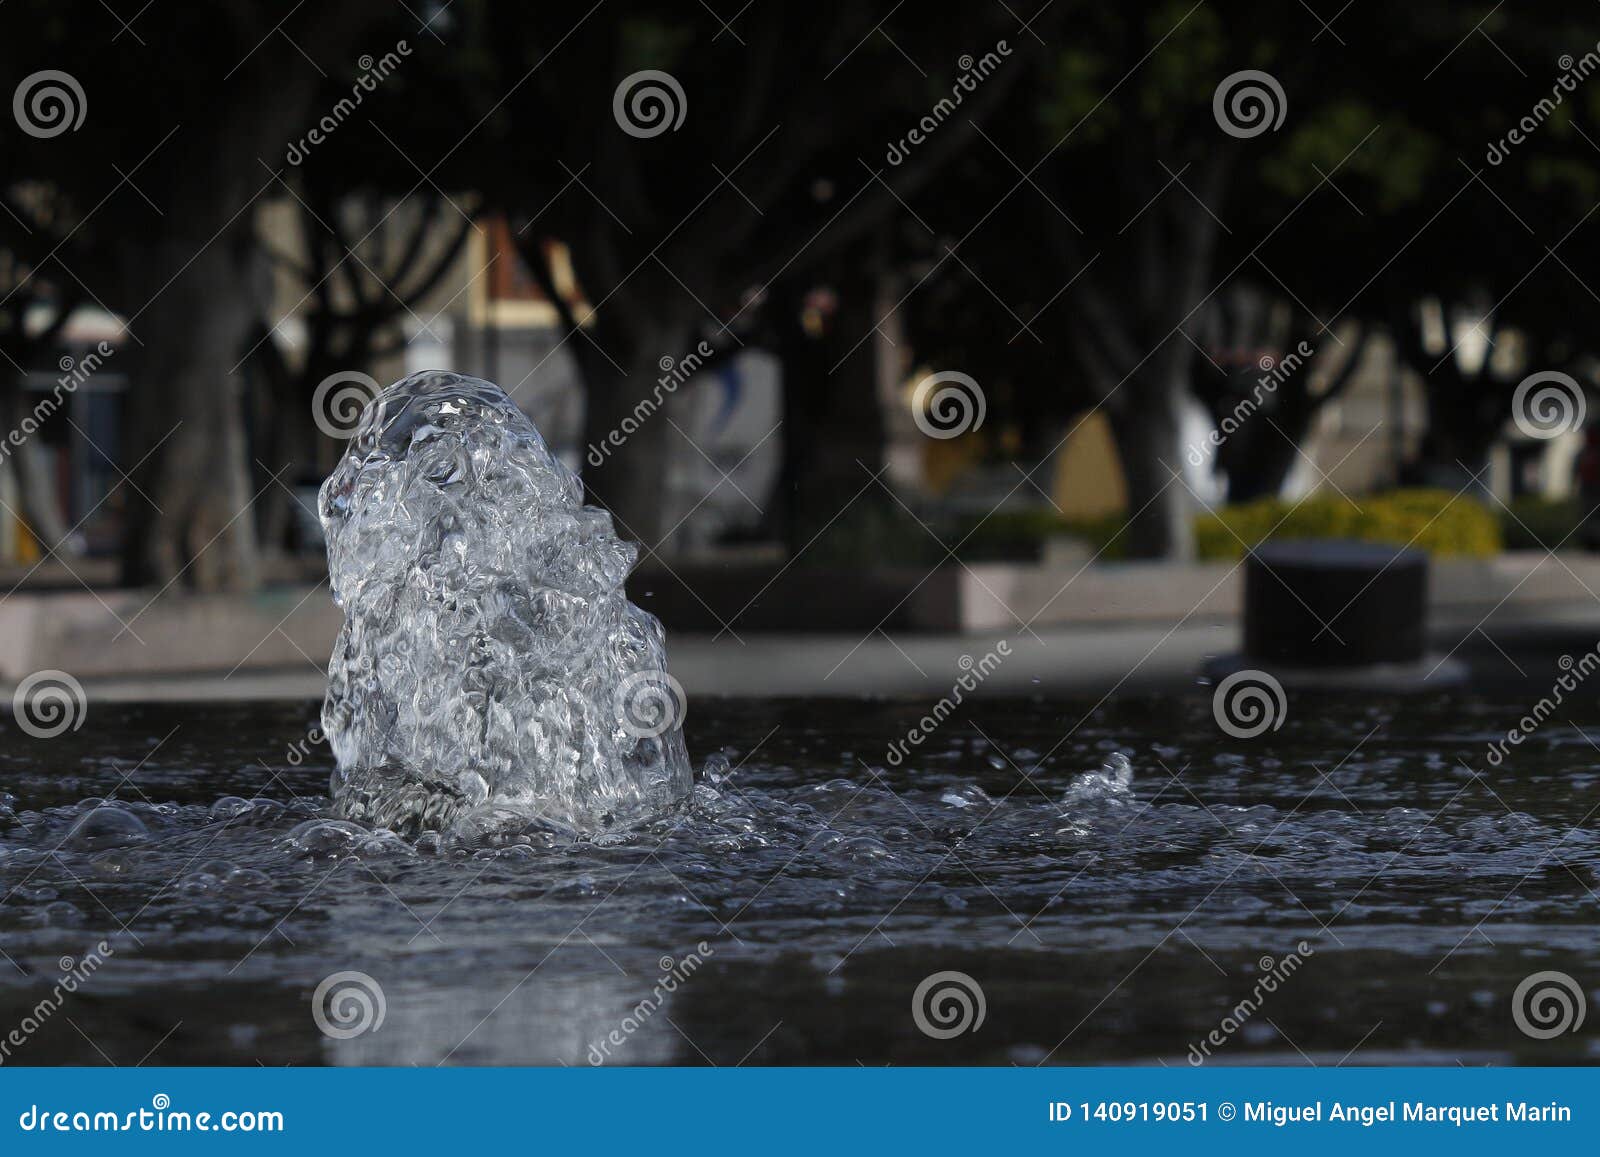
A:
[1244,539,1427,668]
[1207,537,1462,690]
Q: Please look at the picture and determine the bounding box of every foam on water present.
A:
[316,371,693,837]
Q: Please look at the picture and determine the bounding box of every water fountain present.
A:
[316,370,693,838]
[0,380,1587,1070]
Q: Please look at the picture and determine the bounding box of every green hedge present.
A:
[1498,496,1585,550]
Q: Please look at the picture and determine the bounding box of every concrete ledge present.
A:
[631,562,960,632]
[4,550,1600,683]
[949,559,1240,630]
[959,552,1600,632]
[0,585,339,681]
[1429,552,1600,613]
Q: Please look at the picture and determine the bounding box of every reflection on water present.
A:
[0,695,1596,1065]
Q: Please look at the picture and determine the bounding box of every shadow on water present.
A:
[0,693,1596,1065]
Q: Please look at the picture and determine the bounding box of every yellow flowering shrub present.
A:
[1195,488,1501,561]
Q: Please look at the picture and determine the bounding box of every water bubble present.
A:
[36,900,85,926]
[65,805,152,851]
[355,830,415,857]
[208,797,253,822]
[282,818,368,857]
[841,836,890,862]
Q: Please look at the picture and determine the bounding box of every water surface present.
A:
[0,694,1595,1065]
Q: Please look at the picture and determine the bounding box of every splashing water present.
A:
[317,370,693,837]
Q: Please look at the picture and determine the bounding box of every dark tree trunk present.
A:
[576,307,693,550]
[243,319,307,557]
[1390,301,1506,490]
[771,273,889,553]
[1111,373,1194,560]
[103,5,378,590]
[121,233,261,590]
[1221,382,1314,504]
